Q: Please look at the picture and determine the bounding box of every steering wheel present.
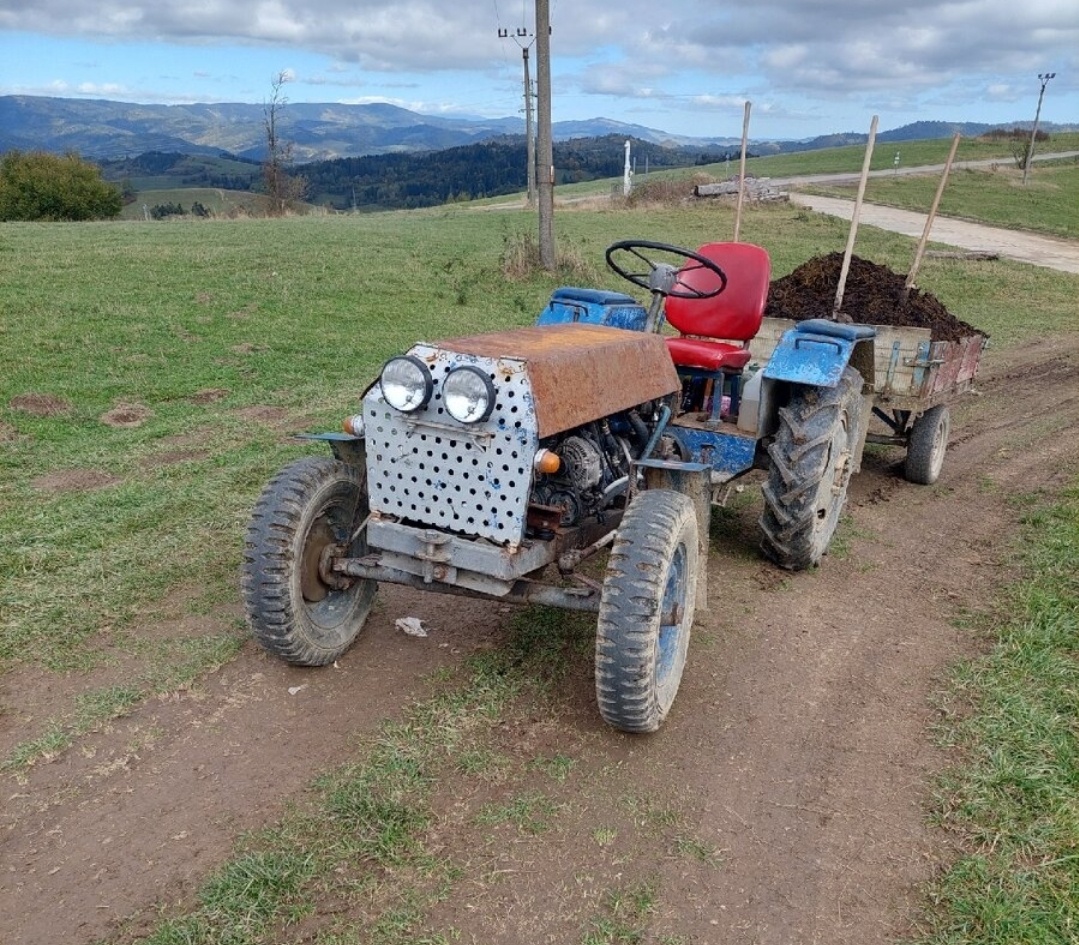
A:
[605,239,728,300]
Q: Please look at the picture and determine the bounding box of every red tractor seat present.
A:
[664,337,753,371]
[663,242,771,419]
[664,241,771,352]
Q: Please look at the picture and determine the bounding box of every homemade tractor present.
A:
[243,240,981,732]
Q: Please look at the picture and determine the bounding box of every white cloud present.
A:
[1,0,1076,136]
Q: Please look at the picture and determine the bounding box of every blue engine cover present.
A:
[536,286,649,332]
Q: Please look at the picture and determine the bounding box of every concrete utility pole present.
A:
[1022,72,1056,185]
[535,0,555,270]
[499,27,537,207]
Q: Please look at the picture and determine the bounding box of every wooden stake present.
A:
[903,132,962,301]
[733,101,751,242]
[833,114,878,319]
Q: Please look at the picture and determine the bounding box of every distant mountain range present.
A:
[4,95,1077,165]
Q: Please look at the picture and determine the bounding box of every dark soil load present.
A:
[765,253,985,343]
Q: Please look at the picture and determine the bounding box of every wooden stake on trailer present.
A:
[832,114,878,320]
[733,101,752,242]
[902,132,962,302]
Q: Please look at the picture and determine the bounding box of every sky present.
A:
[1,0,1076,141]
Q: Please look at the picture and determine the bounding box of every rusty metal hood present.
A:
[434,323,679,437]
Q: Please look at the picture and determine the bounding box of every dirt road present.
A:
[789,193,1079,274]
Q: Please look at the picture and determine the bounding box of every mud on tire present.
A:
[903,404,950,485]
[595,489,699,734]
[760,367,865,571]
[242,456,376,665]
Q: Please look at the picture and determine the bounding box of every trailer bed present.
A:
[749,317,986,410]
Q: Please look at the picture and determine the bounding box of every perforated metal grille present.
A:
[363,345,539,545]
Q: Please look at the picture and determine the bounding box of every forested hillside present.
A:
[101,136,736,211]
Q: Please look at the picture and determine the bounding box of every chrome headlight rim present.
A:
[379,354,433,413]
[443,365,496,423]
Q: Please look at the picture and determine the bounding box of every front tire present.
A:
[595,490,699,734]
[242,456,376,665]
[760,368,864,571]
[903,404,950,485]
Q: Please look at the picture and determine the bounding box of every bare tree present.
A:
[263,71,307,215]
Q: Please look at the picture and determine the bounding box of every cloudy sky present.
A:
[1,0,1075,140]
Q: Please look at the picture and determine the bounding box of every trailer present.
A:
[748,317,986,485]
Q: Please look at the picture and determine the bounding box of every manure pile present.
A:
[765,253,984,343]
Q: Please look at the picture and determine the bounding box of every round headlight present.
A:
[443,366,496,423]
[380,355,433,413]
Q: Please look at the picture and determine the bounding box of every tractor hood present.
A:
[435,323,679,438]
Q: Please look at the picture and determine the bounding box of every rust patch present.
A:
[437,323,680,437]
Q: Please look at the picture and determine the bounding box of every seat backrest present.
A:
[664,242,771,342]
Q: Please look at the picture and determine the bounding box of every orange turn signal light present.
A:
[342,414,364,437]
[533,448,561,475]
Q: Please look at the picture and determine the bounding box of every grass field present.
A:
[119,186,269,220]
[1,199,1078,943]
[807,161,1079,239]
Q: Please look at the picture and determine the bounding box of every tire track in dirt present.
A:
[0,590,500,945]
[2,338,1077,945]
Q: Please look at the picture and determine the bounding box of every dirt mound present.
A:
[9,393,71,416]
[100,403,153,428]
[766,253,984,342]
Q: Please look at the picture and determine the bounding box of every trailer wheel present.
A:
[904,405,950,485]
[242,456,376,665]
[760,367,864,571]
[595,490,699,734]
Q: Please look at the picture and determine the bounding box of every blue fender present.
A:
[763,319,876,388]
[536,287,649,331]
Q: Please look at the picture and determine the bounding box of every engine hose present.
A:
[640,403,672,461]
[626,408,650,446]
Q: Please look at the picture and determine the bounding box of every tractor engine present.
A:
[530,417,643,527]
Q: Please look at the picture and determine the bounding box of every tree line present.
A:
[0,135,737,220]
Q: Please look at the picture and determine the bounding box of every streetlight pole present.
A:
[1022,72,1056,185]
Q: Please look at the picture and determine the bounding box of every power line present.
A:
[497,18,538,207]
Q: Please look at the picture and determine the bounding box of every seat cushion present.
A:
[666,337,752,372]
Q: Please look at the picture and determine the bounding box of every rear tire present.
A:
[595,490,699,734]
[903,405,950,485]
[242,456,376,665]
[760,368,864,571]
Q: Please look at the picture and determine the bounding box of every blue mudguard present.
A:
[763,319,876,388]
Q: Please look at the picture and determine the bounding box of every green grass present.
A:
[808,162,1079,239]
[912,486,1079,945]
[549,133,1079,200]
[119,187,267,219]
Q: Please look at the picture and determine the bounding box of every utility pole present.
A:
[1022,72,1056,185]
[498,27,537,207]
[535,0,555,269]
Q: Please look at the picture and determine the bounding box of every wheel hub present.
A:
[300,519,337,603]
